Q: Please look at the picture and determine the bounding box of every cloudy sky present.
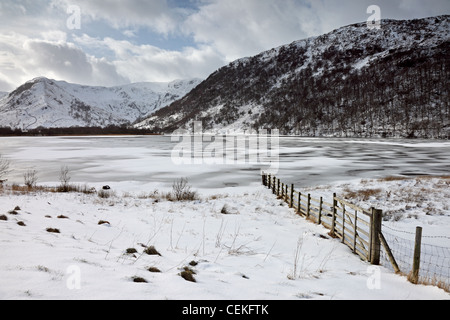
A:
[0,0,448,91]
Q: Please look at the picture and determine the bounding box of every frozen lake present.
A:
[0,136,449,191]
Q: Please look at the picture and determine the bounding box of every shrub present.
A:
[97,189,111,198]
[169,178,198,201]
[23,169,38,188]
[58,165,71,192]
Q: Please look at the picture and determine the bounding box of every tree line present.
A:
[0,125,157,136]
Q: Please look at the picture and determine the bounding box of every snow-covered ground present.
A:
[0,179,448,300]
[0,136,448,300]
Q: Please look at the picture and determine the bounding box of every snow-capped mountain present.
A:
[138,15,449,138]
[0,77,201,129]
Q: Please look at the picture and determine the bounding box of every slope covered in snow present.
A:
[139,15,449,138]
[0,182,448,300]
[0,77,201,129]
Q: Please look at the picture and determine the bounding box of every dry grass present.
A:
[340,175,450,221]
[343,187,383,201]
[46,228,60,233]
[147,266,161,273]
[0,178,203,207]
[97,189,116,199]
[377,176,409,182]
[378,175,450,182]
[0,183,96,195]
[406,272,450,293]
[180,266,197,283]
[144,246,161,256]
[132,276,148,283]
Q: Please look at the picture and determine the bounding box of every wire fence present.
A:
[262,173,450,292]
[381,224,450,292]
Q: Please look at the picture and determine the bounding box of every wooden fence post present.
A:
[272,176,276,194]
[318,197,323,225]
[379,232,401,274]
[331,193,337,237]
[370,208,382,265]
[290,184,294,208]
[297,192,301,215]
[353,210,358,253]
[409,226,423,284]
[342,204,346,244]
[306,194,311,218]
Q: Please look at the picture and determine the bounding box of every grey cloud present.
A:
[0,0,448,91]
[20,39,127,87]
[53,0,181,35]
[24,40,93,81]
[184,0,450,61]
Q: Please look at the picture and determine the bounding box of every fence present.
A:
[262,173,450,292]
[381,225,450,291]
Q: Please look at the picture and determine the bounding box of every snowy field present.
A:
[0,136,449,300]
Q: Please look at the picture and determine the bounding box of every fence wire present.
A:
[381,224,450,291]
[261,174,450,292]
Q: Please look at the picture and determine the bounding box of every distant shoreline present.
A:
[0,133,162,137]
[0,126,159,137]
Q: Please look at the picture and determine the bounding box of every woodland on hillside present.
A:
[148,18,449,139]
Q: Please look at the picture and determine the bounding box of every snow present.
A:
[0,77,202,129]
[0,136,448,300]
[0,181,448,300]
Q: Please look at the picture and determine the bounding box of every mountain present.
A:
[137,15,449,138]
[0,77,201,129]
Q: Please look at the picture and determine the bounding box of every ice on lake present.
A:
[0,136,449,191]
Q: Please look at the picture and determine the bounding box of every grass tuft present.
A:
[144,246,162,256]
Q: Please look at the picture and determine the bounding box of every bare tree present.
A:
[171,178,198,201]
[23,169,38,188]
[59,165,71,192]
[0,155,11,182]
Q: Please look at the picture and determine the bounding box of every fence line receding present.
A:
[261,173,449,292]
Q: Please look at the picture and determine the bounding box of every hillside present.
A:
[137,16,450,138]
[0,77,201,129]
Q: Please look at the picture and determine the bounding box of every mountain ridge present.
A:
[136,15,450,138]
[0,77,202,129]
